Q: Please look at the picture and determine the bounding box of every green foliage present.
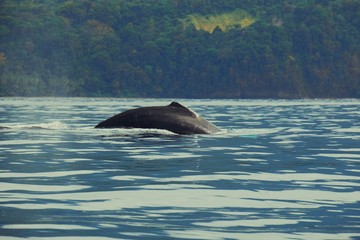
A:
[0,0,360,98]
[182,9,256,33]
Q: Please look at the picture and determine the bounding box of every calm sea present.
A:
[0,98,359,240]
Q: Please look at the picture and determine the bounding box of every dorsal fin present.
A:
[169,102,196,116]
[169,101,187,109]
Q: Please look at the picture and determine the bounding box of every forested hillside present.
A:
[1,0,360,98]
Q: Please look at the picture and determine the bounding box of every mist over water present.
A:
[0,98,359,240]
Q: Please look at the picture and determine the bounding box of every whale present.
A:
[95,102,221,135]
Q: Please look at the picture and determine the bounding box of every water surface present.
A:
[0,98,359,239]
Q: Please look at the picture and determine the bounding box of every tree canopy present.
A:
[1,0,360,98]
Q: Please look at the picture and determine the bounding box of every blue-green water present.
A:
[0,98,359,240]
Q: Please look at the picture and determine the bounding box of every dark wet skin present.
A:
[95,102,221,135]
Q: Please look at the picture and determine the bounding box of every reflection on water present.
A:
[0,98,359,240]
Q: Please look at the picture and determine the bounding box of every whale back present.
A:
[95,102,220,134]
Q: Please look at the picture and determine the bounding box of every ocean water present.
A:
[0,97,359,240]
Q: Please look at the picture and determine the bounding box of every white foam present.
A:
[4,121,69,130]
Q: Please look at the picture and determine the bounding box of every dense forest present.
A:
[0,0,360,98]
